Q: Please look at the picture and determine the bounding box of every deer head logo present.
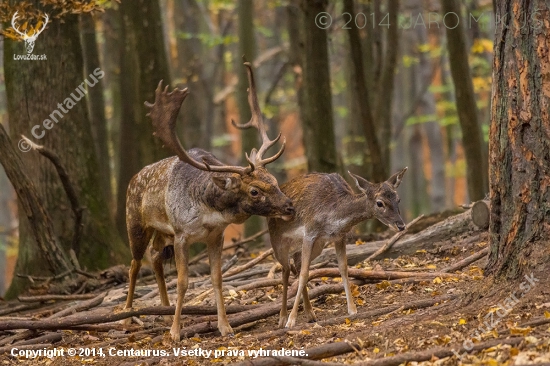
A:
[11,11,49,54]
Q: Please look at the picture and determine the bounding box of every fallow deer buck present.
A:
[122,62,294,341]
[268,168,407,328]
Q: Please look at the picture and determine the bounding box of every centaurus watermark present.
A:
[18,68,105,152]
[11,11,48,61]
[451,273,539,361]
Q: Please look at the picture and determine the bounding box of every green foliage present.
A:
[178,32,238,48]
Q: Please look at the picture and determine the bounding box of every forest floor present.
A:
[1,212,550,366]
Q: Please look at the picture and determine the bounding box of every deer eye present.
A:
[250,189,259,197]
[376,201,384,208]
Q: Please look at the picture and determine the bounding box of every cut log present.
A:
[314,209,484,266]
[471,200,490,229]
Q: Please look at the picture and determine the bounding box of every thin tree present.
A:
[237,0,262,236]
[299,0,338,173]
[116,0,172,238]
[486,1,550,277]
[441,0,488,201]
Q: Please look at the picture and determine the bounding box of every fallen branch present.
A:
[441,247,489,273]
[353,337,524,366]
[308,268,457,281]
[366,215,424,262]
[48,292,106,319]
[18,293,98,303]
[189,229,268,265]
[0,304,261,331]
[223,249,274,278]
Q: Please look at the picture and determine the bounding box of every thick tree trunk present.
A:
[116,0,172,238]
[80,14,113,212]
[0,164,13,296]
[299,0,338,174]
[342,0,386,182]
[441,0,488,202]
[0,125,72,297]
[4,3,128,297]
[486,1,550,278]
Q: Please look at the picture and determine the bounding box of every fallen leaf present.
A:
[510,326,532,336]
[459,318,467,325]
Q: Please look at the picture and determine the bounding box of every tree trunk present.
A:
[486,0,550,278]
[80,13,113,212]
[4,3,128,297]
[415,14,445,211]
[237,0,263,237]
[342,0,386,182]
[0,164,13,296]
[116,0,172,238]
[299,0,338,174]
[441,0,488,202]
[0,125,72,298]
[375,0,400,171]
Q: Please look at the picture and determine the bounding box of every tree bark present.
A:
[237,0,263,237]
[441,0,488,201]
[116,0,172,238]
[375,0,400,171]
[486,1,550,278]
[342,0,386,182]
[0,125,71,287]
[80,13,113,212]
[4,3,128,296]
[299,0,338,174]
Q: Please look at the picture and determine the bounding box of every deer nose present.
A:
[284,201,295,215]
[396,222,406,231]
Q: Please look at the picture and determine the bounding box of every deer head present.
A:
[348,167,408,231]
[11,11,49,54]
[144,63,294,220]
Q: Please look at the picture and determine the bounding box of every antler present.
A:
[11,12,27,39]
[32,13,48,39]
[231,60,286,167]
[145,81,253,175]
[11,12,48,40]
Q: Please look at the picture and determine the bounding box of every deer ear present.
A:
[212,175,241,191]
[387,167,408,188]
[347,171,375,194]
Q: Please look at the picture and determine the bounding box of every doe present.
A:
[268,169,407,328]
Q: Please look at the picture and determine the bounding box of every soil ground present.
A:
[1,233,550,366]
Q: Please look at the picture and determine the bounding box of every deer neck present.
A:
[337,193,374,228]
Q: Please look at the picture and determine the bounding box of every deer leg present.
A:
[301,285,317,323]
[170,234,190,342]
[121,226,152,326]
[151,245,172,323]
[278,263,291,329]
[335,238,357,315]
[286,238,315,328]
[208,232,233,336]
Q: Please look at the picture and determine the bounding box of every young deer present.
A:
[268,168,407,328]
[122,62,294,341]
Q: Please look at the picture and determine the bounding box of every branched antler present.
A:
[145,81,253,175]
[232,60,286,168]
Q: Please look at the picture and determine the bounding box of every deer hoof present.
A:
[170,325,181,342]
[219,324,234,337]
[278,317,287,329]
[120,317,132,327]
[285,317,296,328]
[348,304,358,315]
